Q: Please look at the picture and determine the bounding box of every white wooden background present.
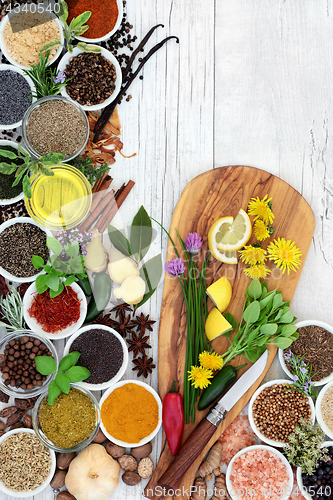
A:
[1,0,333,499]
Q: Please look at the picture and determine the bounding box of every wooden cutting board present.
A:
[145,166,315,500]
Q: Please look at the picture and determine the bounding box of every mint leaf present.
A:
[35,356,57,375]
[47,237,62,256]
[32,255,45,269]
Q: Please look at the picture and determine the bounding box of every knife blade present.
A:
[157,350,268,493]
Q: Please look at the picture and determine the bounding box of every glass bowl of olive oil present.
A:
[25,164,92,230]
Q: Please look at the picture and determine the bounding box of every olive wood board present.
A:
[144,165,315,500]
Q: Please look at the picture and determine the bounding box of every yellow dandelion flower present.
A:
[267,238,302,274]
[248,194,275,224]
[239,245,267,265]
[254,220,271,242]
[244,264,271,279]
[188,366,213,389]
[199,351,223,371]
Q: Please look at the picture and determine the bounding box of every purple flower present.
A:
[53,70,66,84]
[291,374,298,381]
[164,258,186,277]
[185,232,203,255]
[283,349,292,361]
[299,366,308,375]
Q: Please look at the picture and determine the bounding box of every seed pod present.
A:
[9,421,24,430]
[15,398,35,411]
[6,410,23,426]
[0,421,5,431]
[23,414,32,429]
[0,406,18,418]
[50,469,67,489]
[57,452,76,470]
[0,390,9,403]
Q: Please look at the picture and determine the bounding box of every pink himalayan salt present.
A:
[218,414,258,466]
[230,449,290,500]
[287,468,306,500]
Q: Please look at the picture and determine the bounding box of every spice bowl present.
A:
[278,320,333,386]
[32,383,101,453]
[74,0,123,42]
[0,140,24,204]
[23,282,87,339]
[0,330,58,398]
[296,441,333,500]
[57,46,122,111]
[0,217,51,282]
[248,379,315,447]
[226,444,293,500]
[315,380,333,439]
[100,380,162,448]
[0,428,56,498]
[63,324,128,390]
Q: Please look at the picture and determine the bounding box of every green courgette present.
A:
[85,272,112,323]
[197,363,247,411]
[77,277,92,296]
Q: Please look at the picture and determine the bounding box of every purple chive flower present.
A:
[164,258,186,277]
[185,232,203,255]
[53,70,66,84]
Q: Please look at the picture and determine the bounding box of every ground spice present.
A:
[28,286,81,334]
[39,388,96,448]
[26,100,87,158]
[0,146,23,199]
[0,222,49,277]
[67,0,119,39]
[0,199,29,223]
[0,70,32,125]
[69,329,123,384]
[321,386,333,432]
[101,383,159,443]
[284,325,333,381]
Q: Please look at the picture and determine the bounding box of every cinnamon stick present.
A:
[96,180,135,233]
[90,177,113,213]
[79,191,115,233]
[92,171,110,193]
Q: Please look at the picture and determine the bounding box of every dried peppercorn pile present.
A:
[64,53,117,106]
[69,329,123,384]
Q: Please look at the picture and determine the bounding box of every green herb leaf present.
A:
[107,224,131,257]
[280,324,298,337]
[243,301,260,324]
[135,288,156,309]
[246,278,262,300]
[47,274,60,292]
[48,380,62,405]
[55,372,70,394]
[66,366,90,382]
[224,312,238,331]
[12,166,27,186]
[42,152,64,164]
[23,173,32,198]
[38,164,55,176]
[50,282,64,298]
[58,0,69,23]
[77,41,102,53]
[260,323,278,336]
[245,346,266,362]
[39,39,62,54]
[69,11,91,29]
[0,149,18,159]
[68,351,81,366]
[139,254,162,292]
[130,206,152,263]
[59,352,77,372]
[66,241,79,257]
[65,275,77,286]
[47,237,63,256]
[73,26,90,36]
[0,162,18,174]
[32,255,45,269]
[279,310,295,324]
[273,336,294,349]
[35,355,57,375]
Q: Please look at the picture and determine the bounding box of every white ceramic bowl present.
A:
[0,428,56,498]
[23,282,87,339]
[100,380,162,448]
[226,444,293,500]
[57,46,122,111]
[0,65,36,130]
[279,320,333,386]
[63,324,128,390]
[0,4,64,70]
[296,441,333,500]
[0,217,51,282]
[75,0,123,42]
[248,379,316,447]
[315,380,333,439]
[0,140,24,204]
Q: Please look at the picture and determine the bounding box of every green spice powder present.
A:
[39,388,96,448]
[0,146,23,199]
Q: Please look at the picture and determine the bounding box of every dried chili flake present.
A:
[27,286,81,334]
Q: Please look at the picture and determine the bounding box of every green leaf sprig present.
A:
[107,205,163,308]
[57,1,102,54]
[35,351,90,405]
[221,278,298,364]
[0,146,64,199]
[32,236,87,298]
[0,287,25,331]
[68,155,109,186]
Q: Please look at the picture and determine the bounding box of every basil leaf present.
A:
[69,351,81,366]
[22,173,32,198]
[243,301,260,324]
[55,372,70,394]
[48,380,62,406]
[139,254,162,292]
[47,237,62,256]
[107,224,131,257]
[260,323,278,336]
[35,356,57,375]
[32,255,45,269]
[35,274,50,292]
[223,312,238,331]
[246,278,262,300]
[50,282,64,298]
[66,366,90,382]
[59,352,77,372]
[65,275,76,286]
[130,206,152,263]
[47,274,60,292]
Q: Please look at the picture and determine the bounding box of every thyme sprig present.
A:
[0,287,25,331]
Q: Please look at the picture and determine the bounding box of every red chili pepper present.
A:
[162,380,184,456]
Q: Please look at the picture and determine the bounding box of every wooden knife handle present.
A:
[158,418,216,491]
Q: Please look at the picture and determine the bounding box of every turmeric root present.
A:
[198,441,222,479]
[191,477,207,500]
[210,474,232,500]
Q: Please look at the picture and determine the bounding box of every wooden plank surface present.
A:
[145,165,315,500]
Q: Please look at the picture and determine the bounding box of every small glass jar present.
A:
[0,330,58,399]
[32,383,101,453]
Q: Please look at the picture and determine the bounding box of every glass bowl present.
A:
[25,164,92,230]
[32,383,101,453]
[74,0,123,43]
[21,96,89,162]
[0,330,58,399]
[0,140,24,205]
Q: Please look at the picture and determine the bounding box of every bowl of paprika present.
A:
[162,380,184,456]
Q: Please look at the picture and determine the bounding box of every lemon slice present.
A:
[210,246,238,264]
[206,276,232,313]
[205,307,232,341]
[215,209,252,252]
[208,216,238,263]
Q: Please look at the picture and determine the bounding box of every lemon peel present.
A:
[205,307,232,342]
[206,276,232,313]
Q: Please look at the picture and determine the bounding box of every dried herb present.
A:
[132,354,155,378]
[110,302,133,320]
[0,287,25,331]
[127,332,151,357]
[132,313,156,334]
[111,314,135,338]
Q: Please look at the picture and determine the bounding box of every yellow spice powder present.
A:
[101,383,159,443]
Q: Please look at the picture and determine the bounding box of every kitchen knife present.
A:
[157,350,268,492]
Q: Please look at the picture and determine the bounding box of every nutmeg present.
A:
[92,428,107,444]
[106,441,125,458]
[122,471,141,486]
[57,452,76,470]
[118,454,138,471]
[56,492,77,500]
[131,441,152,458]
[138,457,154,479]
[51,469,67,489]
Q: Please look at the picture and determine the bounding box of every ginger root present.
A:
[113,275,146,305]
[191,477,206,500]
[198,441,222,479]
[84,229,108,272]
[210,474,232,500]
[108,248,140,284]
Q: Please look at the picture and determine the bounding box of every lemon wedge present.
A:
[205,307,233,341]
[215,209,252,252]
[206,276,232,313]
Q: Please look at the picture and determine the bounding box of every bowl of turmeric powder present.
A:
[100,380,162,447]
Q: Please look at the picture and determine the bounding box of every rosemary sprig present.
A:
[23,50,70,99]
[0,288,25,331]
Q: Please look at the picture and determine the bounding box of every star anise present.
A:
[132,313,156,334]
[93,313,116,327]
[111,314,135,338]
[132,354,156,378]
[110,301,133,320]
[127,331,151,357]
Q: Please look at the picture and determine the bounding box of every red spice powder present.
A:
[66,0,119,39]
[28,286,81,333]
